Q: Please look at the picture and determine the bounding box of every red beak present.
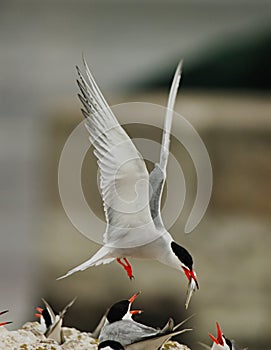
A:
[182,267,199,289]
[130,310,143,315]
[35,307,43,318]
[0,310,12,326]
[209,322,224,345]
[128,291,143,315]
[128,291,141,304]
[0,321,12,326]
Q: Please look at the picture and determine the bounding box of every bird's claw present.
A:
[129,275,135,280]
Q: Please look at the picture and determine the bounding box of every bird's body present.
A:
[99,292,190,347]
[99,319,163,346]
[98,322,190,350]
[35,298,76,344]
[81,230,181,268]
[58,59,199,307]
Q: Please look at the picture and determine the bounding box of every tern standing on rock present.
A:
[35,298,76,344]
[99,291,191,348]
[208,322,248,350]
[58,59,199,307]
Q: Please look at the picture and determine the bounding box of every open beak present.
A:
[128,291,141,304]
[0,310,12,326]
[208,322,224,345]
[182,268,199,309]
[182,267,199,289]
[128,291,143,315]
[35,307,43,318]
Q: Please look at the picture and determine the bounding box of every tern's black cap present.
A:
[98,340,125,350]
[42,308,53,328]
[171,241,193,270]
[225,336,233,350]
[107,300,129,323]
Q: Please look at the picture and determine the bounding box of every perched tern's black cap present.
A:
[98,340,125,350]
[107,292,142,323]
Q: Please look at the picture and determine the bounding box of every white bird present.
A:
[58,59,199,307]
[99,291,192,346]
[0,310,12,327]
[199,322,247,350]
[35,298,76,344]
[209,322,248,350]
[208,322,233,350]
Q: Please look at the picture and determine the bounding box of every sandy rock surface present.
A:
[0,322,191,350]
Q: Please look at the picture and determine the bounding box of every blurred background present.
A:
[0,0,271,349]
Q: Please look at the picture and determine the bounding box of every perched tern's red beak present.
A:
[0,321,12,326]
[128,291,141,304]
[128,291,143,315]
[209,322,224,345]
[130,310,143,315]
[182,267,199,289]
[0,310,12,326]
[35,307,43,318]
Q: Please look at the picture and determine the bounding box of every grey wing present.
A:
[77,59,156,246]
[125,327,192,350]
[91,309,108,339]
[99,320,159,346]
[149,60,183,228]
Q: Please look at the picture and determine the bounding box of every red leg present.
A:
[116,258,134,280]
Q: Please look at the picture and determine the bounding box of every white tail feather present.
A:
[57,247,113,280]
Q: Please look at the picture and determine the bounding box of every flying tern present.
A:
[58,59,199,307]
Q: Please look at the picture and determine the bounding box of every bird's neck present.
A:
[155,236,181,270]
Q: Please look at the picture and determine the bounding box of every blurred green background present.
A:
[0,1,270,349]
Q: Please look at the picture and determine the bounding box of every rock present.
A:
[0,323,191,350]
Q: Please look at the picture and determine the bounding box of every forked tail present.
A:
[57,246,114,280]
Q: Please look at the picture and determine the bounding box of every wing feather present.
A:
[149,60,183,228]
[77,60,156,245]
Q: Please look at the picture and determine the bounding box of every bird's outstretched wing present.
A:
[44,298,76,342]
[77,59,156,247]
[149,60,182,228]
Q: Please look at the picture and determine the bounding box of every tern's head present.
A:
[209,322,232,350]
[171,241,199,289]
[98,340,125,350]
[35,303,55,333]
[106,291,142,324]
